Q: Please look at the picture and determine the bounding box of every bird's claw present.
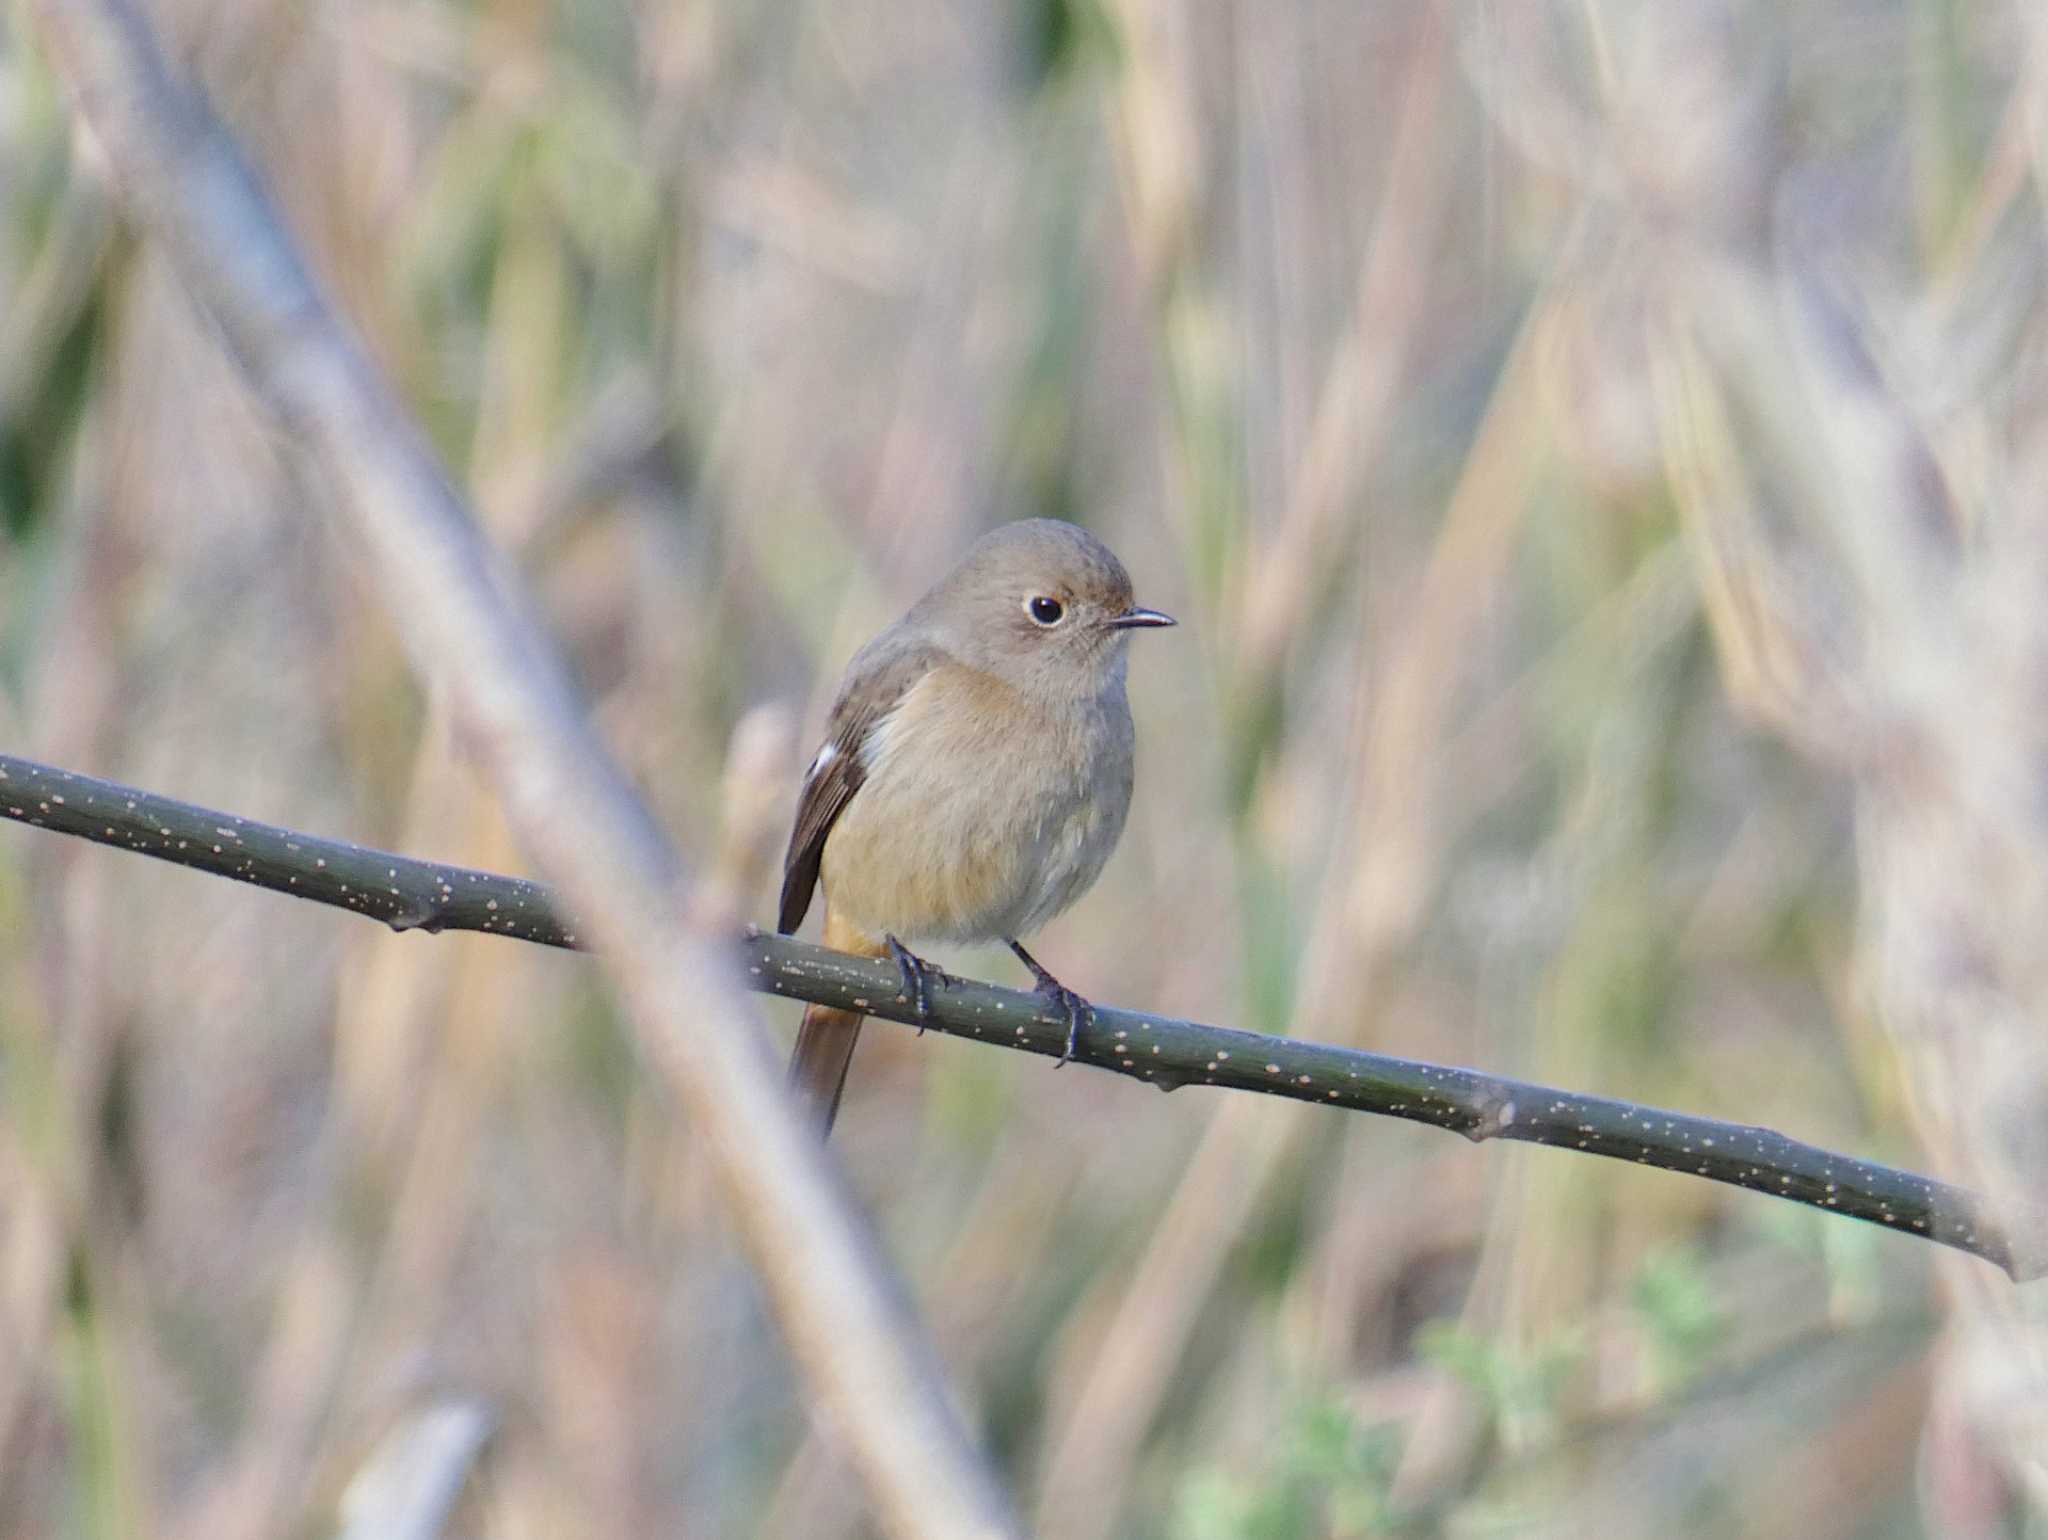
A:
[1045,983,1093,1066]
[885,935,949,1034]
[1007,939,1094,1065]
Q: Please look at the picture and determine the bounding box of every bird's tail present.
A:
[790,1003,865,1133]
[788,906,886,1134]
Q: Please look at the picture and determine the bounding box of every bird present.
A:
[777,519,1174,1133]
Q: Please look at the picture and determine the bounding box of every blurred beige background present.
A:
[4,0,2048,1535]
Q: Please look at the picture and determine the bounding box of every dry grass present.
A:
[3,0,2045,1534]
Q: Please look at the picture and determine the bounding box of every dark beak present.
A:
[1106,607,1176,630]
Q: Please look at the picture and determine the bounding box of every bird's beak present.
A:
[1106,607,1176,630]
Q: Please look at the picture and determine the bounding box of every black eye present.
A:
[1027,595,1065,626]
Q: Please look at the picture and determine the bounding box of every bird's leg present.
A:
[885,935,949,1033]
[1006,939,1093,1065]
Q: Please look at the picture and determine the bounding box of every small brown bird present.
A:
[778,519,1174,1132]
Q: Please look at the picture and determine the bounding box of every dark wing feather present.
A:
[777,752,858,934]
[777,640,943,935]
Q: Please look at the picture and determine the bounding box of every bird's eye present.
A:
[1027,595,1065,626]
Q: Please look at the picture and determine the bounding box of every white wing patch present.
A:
[805,741,838,780]
[860,705,904,777]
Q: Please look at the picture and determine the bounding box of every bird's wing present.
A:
[777,639,945,935]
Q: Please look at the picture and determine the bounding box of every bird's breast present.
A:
[820,664,1135,945]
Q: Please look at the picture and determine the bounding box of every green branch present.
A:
[2,751,2038,1281]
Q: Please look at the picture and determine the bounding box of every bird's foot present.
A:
[1007,939,1094,1065]
[885,935,950,1033]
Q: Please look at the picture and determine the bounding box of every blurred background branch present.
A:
[335,1398,494,1540]
[18,2,1018,1538]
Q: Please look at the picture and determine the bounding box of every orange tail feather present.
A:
[789,1004,865,1133]
[788,905,887,1135]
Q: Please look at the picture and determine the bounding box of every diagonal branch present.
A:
[20,6,1019,1537]
[5,751,2038,1282]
